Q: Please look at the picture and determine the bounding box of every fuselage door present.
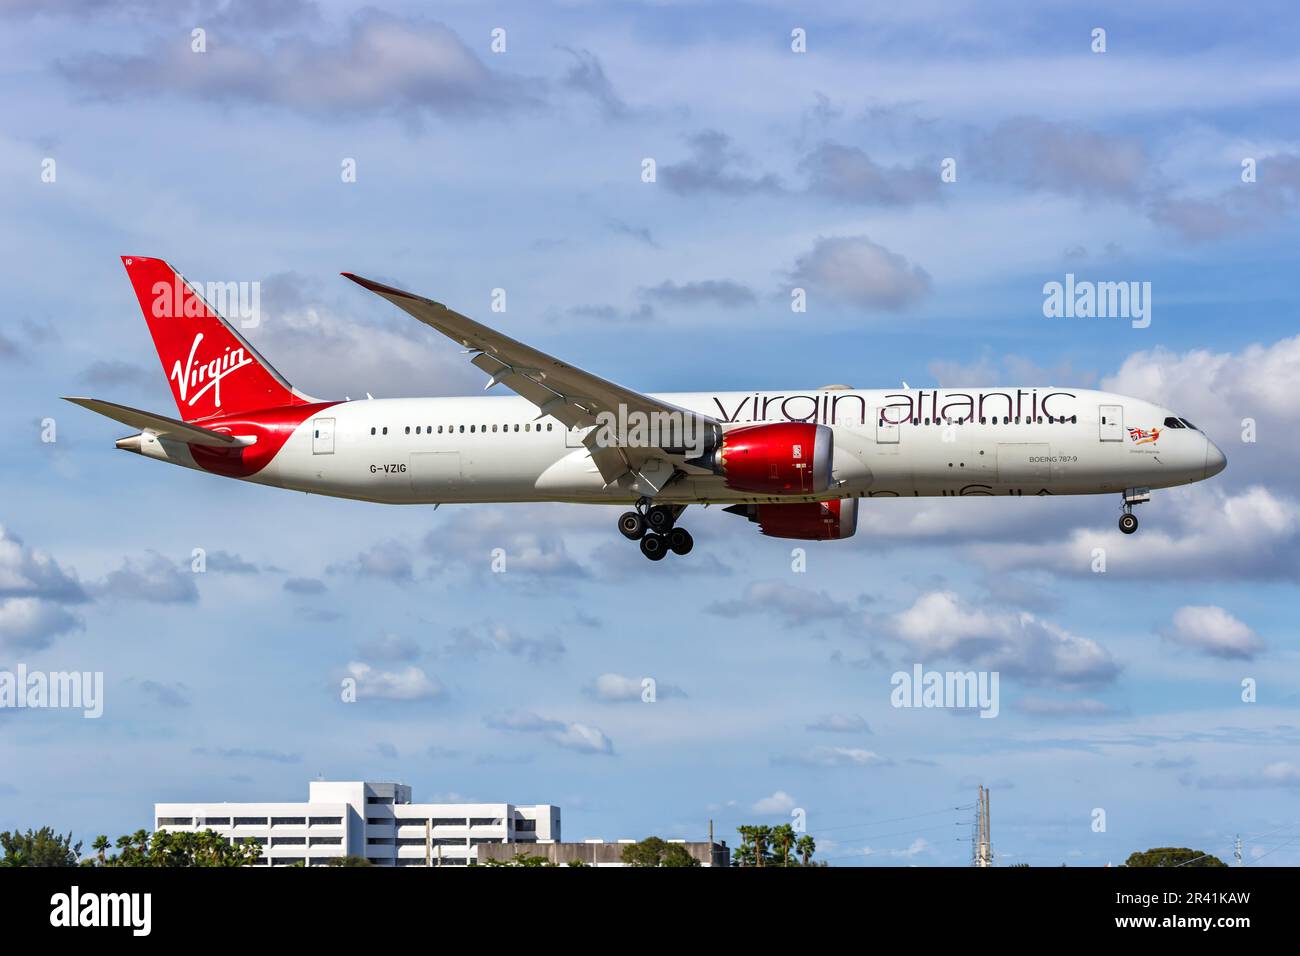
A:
[1098,405,1124,442]
[312,417,336,454]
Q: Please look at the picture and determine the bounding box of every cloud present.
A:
[1102,333,1300,488]
[1194,761,1300,791]
[0,527,85,603]
[328,540,415,583]
[789,236,931,310]
[202,550,259,574]
[283,576,326,595]
[1148,152,1300,241]
[806,713,871,734]
[606,220,658,248]
[559,47,627,120]
[343,661,444,701]
[0,598,82,651]
[423,510,588,578]
[1159,606,1265,660]
[193,746,301,764]
[706,580,856,626]
[59,13,539,121]
[484,711,613,755]
[884,591,1120,687]
[641,279,757,309]
[357,633,422,662]
[98,552,199,604]
[585,673,686,702]
[1015,696,1119,718]
[891,837,931,859]
[752,790,797,814]
[445,623,565,664]
[660,130,782,196]
[138,679,190,709]
[980,486,1300,582]
[253,271,483,401]
[800,142,941,206]
[78,359,155,391]
[972,117,1150,201]
[774,746,885,768]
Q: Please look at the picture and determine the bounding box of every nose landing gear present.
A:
[1119,487,1150,535]
[618,499,693,560]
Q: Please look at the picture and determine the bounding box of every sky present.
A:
[1,0,1298,866]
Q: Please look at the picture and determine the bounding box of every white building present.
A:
[154,780,560,867]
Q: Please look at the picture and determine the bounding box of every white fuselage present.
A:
[134,387,1225,505]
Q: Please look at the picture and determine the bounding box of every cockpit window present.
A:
[1179,419,1199,431]
[1163,417,1185,428]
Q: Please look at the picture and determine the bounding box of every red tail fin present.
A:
[121,256,304,422]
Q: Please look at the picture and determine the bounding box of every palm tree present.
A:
[752,825,772,867]
[772,824,796,866]
[796,835,816,866]
[92,835,110,866]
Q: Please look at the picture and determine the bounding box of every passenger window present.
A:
[415,427,421,435]
[525,424,530,432]
[382,427,388,435]
[547,423,553,431]
[470,425,475,433]
[514,424,519,432]
[459,425,464,433]
[370,427,376,435]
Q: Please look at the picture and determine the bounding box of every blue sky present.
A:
[2,0,1298,866]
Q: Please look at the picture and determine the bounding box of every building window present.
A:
[272,837,306,846]
[271,817,306,826]
[233,817,267,826]
[158,817,193,826]
[203,818,231,827]
[309,837,342,846]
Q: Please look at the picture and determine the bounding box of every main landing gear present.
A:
[618,498,693,560]
[1118,487,1150,535]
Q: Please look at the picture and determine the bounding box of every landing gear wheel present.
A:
[668,527,694,555]
[1119,513,1139,535]
[618,511,646,540]
[640,533,668,561]
[646,505,676,534]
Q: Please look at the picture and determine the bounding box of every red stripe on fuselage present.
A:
[188,401,341,478]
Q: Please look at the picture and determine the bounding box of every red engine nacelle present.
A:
[724,498,858,540]
[714,422,833,495]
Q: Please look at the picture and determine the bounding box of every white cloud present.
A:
[484,711,614,755]
[0,526,85,601]
[344,662,443,701]
[806,713,872,733]
[789,236,931,311]
[97,552,198,604]
[980,485,1300,581]
[752,790,797,814]
[0,597,82,650]
[586,673,685,702]
[886,590,1119,687]
[1160,606,1265,660]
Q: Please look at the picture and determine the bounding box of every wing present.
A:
[63,397,248,447]
[342,272,720,491]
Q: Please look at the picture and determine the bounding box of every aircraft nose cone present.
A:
[1204,440,1227,479]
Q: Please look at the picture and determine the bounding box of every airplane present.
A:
[66,256,1227,561]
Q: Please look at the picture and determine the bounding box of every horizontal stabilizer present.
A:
[62,397,247,447]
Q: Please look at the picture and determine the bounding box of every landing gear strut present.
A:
[1118,487,1149,535]
[618,502,693,560]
